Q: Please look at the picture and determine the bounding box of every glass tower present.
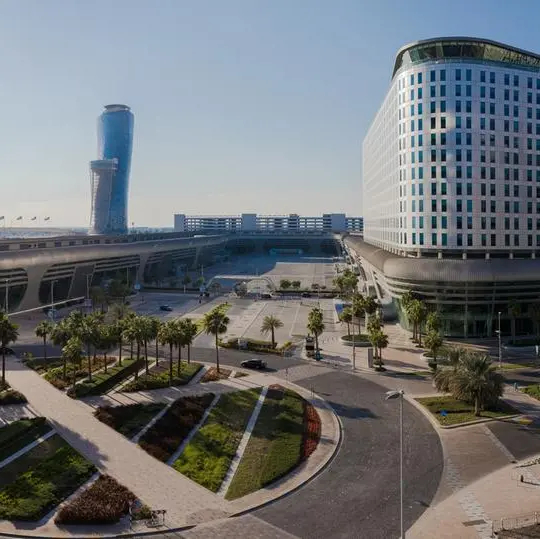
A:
[90,104,134,234]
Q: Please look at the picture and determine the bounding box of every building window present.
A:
[457,233,463,246]
[467,234,473,246]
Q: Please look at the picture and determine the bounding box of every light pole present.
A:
[386,389,405,539]
[498,311,502,369]
[4,278,9,316]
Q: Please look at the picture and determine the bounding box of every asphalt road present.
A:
[254,370,443,539]
[486,420,540,461]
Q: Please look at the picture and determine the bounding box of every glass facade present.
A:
[94,104,134,234]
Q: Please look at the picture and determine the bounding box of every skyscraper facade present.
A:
[89,104,134,234]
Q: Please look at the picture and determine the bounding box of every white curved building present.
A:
[359,37,540,337]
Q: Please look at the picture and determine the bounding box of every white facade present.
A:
[364,39,540,257]
[173,213,363,233]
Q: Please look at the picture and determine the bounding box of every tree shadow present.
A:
[327,400,377,419]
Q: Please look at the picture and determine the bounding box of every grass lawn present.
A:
[498,361,539,370]
[523,385,540,400]
[94,403,166,439]
[0,382,27,405]
[173,388,261,492]
[139,393,215,462]
[68,357,144,398]
[200,367,231,383]
[416,396,520,426]
[0,418,52,462]
[0,437,95,521]
[122,362,202,392]
[341,333,370,343]
[226,387,304,500]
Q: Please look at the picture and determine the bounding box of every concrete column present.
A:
[17,265,48,312]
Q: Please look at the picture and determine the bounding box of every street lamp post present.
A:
[385,389,405,539]
[498,311,502,369]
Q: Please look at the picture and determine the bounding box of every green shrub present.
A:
[0,418,51,462]
[0,385,27,405]
[55,475,136,524]
[0,445,96,521]
[122,363,202,392]
[94,403,165,439]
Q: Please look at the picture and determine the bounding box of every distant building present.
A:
[89,104,134,234]
[173,213,363,233]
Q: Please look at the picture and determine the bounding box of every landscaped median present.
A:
[220,337,293,356]
[67,357,144,398]
[415,396,520,427]
[172,388,262,492]
[225,385,321,500]
[121,361,202,392]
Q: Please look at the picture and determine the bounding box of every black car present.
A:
[301,292,311,298]
[240,358,267,370]
[159,305,173,312]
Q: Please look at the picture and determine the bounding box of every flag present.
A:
[16,216,22,221]
[30,216,36,221]
[44,217,50,221]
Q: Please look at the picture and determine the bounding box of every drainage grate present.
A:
[462,519,486,526]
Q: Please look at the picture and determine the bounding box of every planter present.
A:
[340,335,371,347]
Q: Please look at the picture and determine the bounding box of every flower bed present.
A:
[67,357,144,398]
[173,388,261,492]
[0,444,96,521]
[139,393,215,462]
[200,367,231,383]
[0,417,52,462]
[55,475,136,525]
[122,362,202,392]
[0,382,26,405]
[94,403,166,439]
[302,402,321,459]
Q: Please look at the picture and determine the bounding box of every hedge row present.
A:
[0,382,27,405]
[0,418,51,463]
[94,402,165,439]
[139,393,215,462]
[302,402,321,460]
[55,475,136,525]
[45,356,117,390]
[220,338,293,356]
[68,358,144,398]
[122,363,202,392]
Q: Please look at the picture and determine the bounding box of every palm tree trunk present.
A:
[104,352,108,374]
[346,322,350,336]
[187,344,191,364]
[43,336,47,361]
[63,356,67,382]
[177,346,182,376]
[418,324,422,347]
[1,351,5,385]
[215,333,220,373]
[134,342,140,380]
[169,344,173,385]
[271,327,275,348]
[314,333,319,356]
[130,341,134,360]
[118,338,123,366]
[87,353,92,382]
[144,340,149,375]
[474,395,480,416]
[155,340,159,366]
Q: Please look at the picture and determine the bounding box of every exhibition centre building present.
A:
[357,37,540,337]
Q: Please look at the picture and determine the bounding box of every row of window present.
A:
[403,183,540,197]
[409,215,540,230]
[404,199,540,214]
[406,133,540,150]
[400,69,540,89]
[403,167,540,182]
[401,116,540,135]
[408,232,540,248]
[402,103,540,120]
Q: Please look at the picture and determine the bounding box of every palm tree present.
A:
[363,296,378,318]
[98,325,115,374]
[183,318,198,364]
[530,303,540,343]
[109,303,133,364]
[426,311,441,334]
[158,321,176,385]
[369,330,389,367]
[147,317,161,367]
[35,320,54,362]
[307,307,325,358]
[339,307,353,336]
[203,308,230,373]
[62,336,84,391]
[174,319,188,376]
[0,314,18,385]
[90,286,107,313]
[408,299,427,346]
[351,294,366,335]
[508,300,521,343]
[435,352,504,416]
[424,330,443,367]
[260,315,283,348]
[182,274,191,293]
[123,316,144,380]
[139,316,153,375]
[51,320,72,381]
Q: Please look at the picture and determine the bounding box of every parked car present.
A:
[240,358,267,370]
[261,293,272,299]
[159,305,173,312]
[301,292,311,298]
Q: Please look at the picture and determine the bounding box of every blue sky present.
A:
[1,0,539,227]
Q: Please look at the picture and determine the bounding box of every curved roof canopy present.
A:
[393,37,540,78]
